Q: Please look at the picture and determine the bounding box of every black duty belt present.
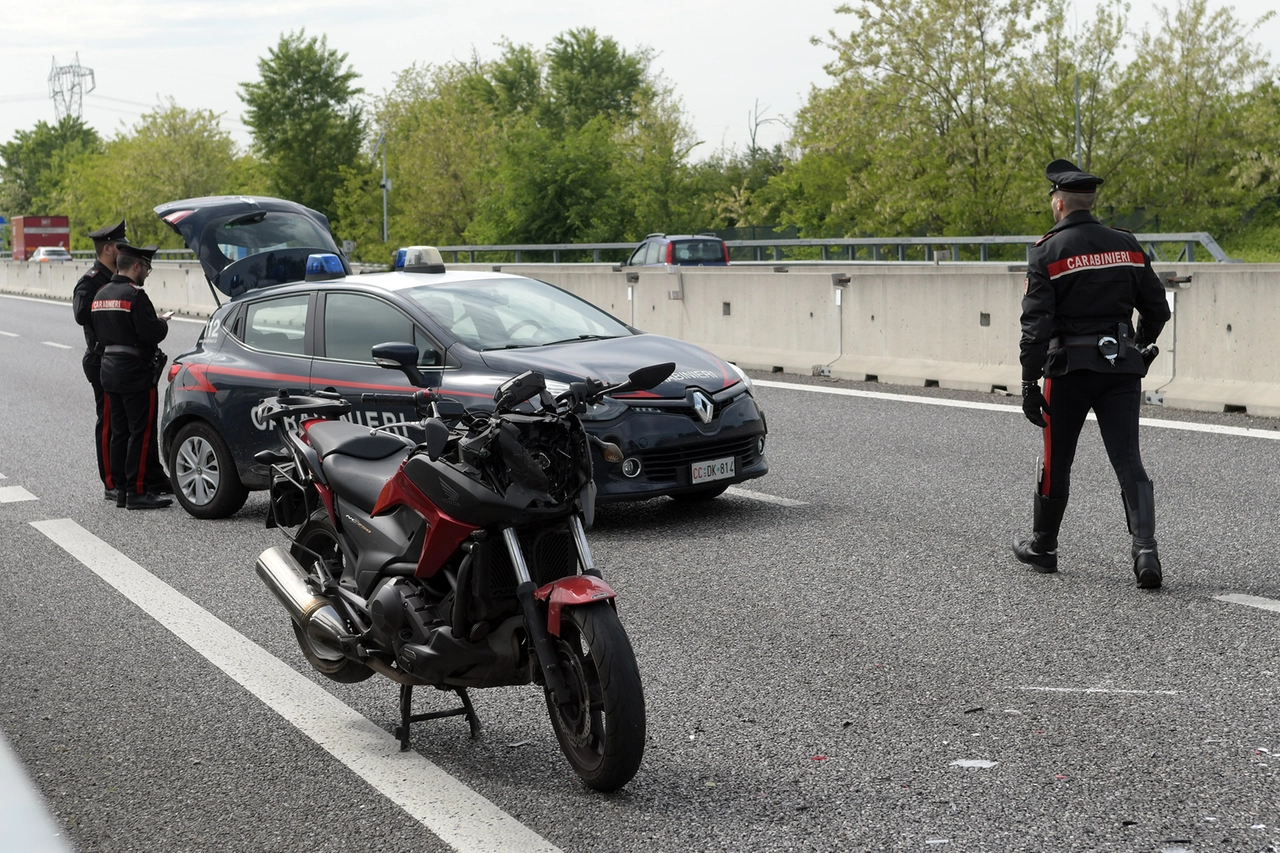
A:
[1048,327,1130,366]
[103,344,148,358]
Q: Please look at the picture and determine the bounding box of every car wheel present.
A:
[671,483,730,502]
[169,421,249,519]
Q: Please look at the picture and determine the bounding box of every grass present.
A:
[1218,200,1280,262]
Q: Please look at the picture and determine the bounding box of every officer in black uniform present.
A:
[72,220,127,500]
[91,243,173,510]
[1014,159,1172,589]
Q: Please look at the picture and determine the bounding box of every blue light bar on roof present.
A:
[305,253,345,281]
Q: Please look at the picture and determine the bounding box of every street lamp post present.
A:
[372,132,390,243]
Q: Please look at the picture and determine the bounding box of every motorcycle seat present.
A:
[307,420,408,460]
[325,449,411,513]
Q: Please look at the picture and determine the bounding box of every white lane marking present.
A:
[40,341,73,350]
[0,331,18,337]
[1012,686,1178,696]
[0,487,37,503]
[724,486,807,507]
[0,472,6,478]
[755,379,1280,441]
[30,519,561,853]
[1215,593,1280,615]
[0,293,70,307]
[0,293,206,323]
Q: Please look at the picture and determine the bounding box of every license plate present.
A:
[691,456,735,484]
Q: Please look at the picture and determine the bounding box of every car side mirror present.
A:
[371,341,426,387]
[624,362,675,393]
[422,418,450,461]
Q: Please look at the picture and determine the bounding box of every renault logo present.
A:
[691,391,714,424]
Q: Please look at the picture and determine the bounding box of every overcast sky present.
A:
[1,0,1275,160]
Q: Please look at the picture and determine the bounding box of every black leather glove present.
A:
[1139,344,1159,368]
[1021,380,1049,428]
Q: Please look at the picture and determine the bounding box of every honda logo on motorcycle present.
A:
[691,391,713,424]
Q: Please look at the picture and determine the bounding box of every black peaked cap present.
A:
[116,243,158,263]
[1045,159,1103,193]
[88,219,129,243]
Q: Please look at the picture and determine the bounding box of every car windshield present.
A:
[402,278,630,351]
[200,210,336,267]
[672,240,724,263]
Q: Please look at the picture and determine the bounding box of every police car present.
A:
[155,196,768,518]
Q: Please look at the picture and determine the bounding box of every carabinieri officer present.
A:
[90,243,173,510]
[1013,159,1172,589]
[72,219,127,500]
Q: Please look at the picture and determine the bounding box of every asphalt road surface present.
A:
[1,292,1278,853]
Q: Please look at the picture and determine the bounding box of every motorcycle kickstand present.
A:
[395,683,483,751]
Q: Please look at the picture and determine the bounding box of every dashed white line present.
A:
[0,331,18,337]
[755,379,1280,441]
[30,518,561,853]
[725,486,807,507]
[1214,593,1280,615]
[1012,686,1179,696]
[40,341,73,350]
[0,486,37,503]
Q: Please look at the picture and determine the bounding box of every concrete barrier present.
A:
[0,259,221,316]
[6,258,1280,417]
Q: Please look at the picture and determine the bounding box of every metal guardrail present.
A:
[3,232,1230,265]
[436,232,1232,264]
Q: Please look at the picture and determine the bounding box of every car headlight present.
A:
[580,396,628,421]
[727,361,753,393]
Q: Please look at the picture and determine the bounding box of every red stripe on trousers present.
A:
[101,395,114,490]
[137,387,156,494]
[1040,377,1053,496]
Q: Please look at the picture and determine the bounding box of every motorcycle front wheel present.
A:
[290,515,375,684]
[544,601,645,791]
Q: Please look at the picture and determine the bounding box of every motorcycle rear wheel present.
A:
[544,601,645,791]
[290,515,375,684]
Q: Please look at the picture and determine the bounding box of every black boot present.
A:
[126,492,173,510]
[1123,480,1161,589]
[1012,493,1068,573]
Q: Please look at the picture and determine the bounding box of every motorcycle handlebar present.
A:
[361,392,418,406]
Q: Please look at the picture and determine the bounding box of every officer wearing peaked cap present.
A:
[1013,159,1172,589]
[73,219,129,500]
[91,243,173,510]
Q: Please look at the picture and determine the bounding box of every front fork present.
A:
[502,516,596,708]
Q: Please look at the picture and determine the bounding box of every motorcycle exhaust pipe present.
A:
[254,546,348,649]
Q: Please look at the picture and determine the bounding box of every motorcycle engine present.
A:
[368,578,446,650]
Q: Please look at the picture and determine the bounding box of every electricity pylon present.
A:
[49,54,96,121]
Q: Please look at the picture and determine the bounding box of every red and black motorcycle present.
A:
[252,342,673,791]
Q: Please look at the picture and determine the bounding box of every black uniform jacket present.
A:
[1020,210,1171,382]
[90,275,169,393]
[72,261,114,361]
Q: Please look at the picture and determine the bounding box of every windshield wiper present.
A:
[481,343,538,351]
[540,335,620,347]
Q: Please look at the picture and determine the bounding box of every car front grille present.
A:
[637,435,761,483]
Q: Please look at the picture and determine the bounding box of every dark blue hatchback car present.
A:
[155,197,768,519]
[625,233,730,266]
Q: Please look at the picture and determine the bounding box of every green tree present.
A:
[470,28,678,245]
[1115,0,1277,232]
[56,101,257,249]
[543,28,649,131]
[0,116,102,215]
[333,61,501,260]
[240,29,364,219]
[808,0,1043,236]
